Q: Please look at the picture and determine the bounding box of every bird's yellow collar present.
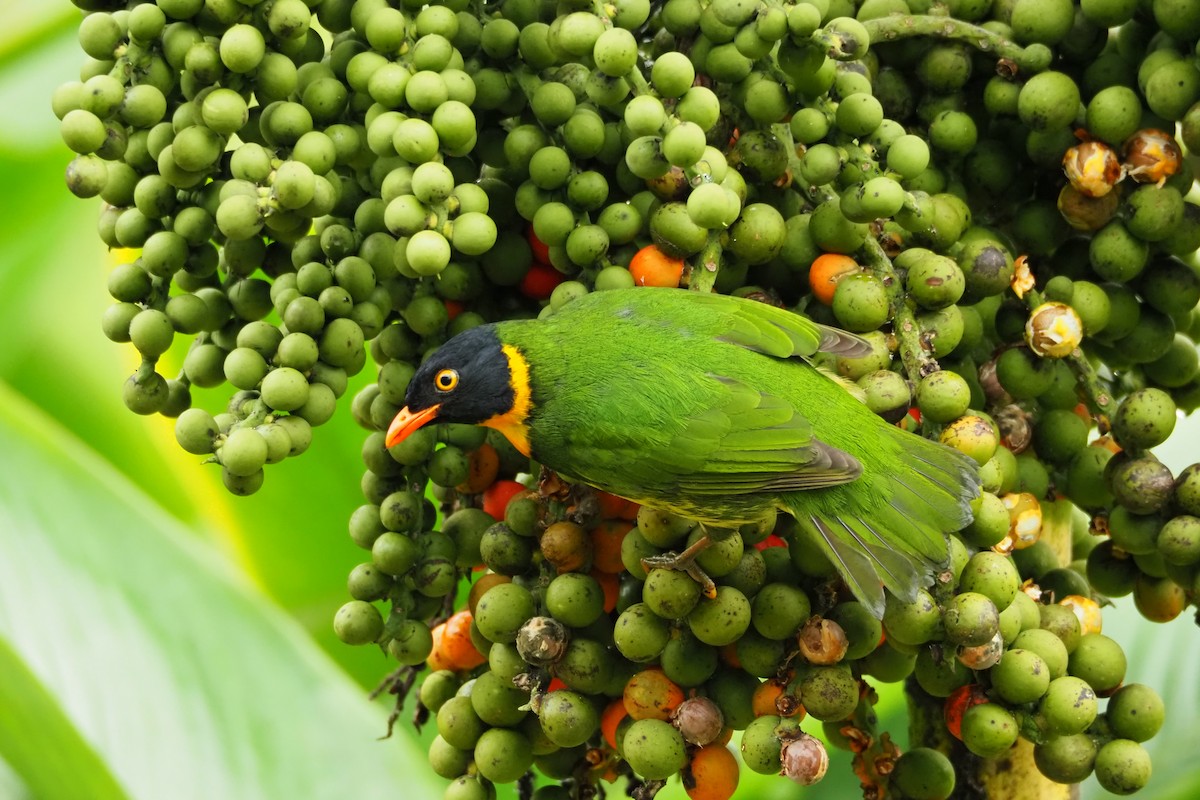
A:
[481,343,532,457]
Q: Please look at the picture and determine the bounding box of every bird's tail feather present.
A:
[784,431,981,618]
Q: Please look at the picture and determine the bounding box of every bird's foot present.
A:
[640,535,717,599]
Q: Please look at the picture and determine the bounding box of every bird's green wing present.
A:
[556,289,872,360]
[562,373,862,500]
[663,375,862,495]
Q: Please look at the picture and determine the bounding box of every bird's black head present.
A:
[385,325,526,450]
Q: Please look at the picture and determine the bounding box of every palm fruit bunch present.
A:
[55,0,1200,797]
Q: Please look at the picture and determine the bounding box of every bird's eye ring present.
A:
[435,369,459,392]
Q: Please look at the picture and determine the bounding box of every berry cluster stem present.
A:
[861,15,1044,73]
[688,231,724,293]
[861,235,939,383]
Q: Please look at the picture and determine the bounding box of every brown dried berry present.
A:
[671,696,725,746]
[797,617,849,665]
[539,520,592,573]
[516,616,569,666]
[780,733,829,785]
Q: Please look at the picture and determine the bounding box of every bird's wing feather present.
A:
[562,372,862,498]
[672,291,873,359]
[554,289,872,360]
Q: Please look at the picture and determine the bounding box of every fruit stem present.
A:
[861,234,940,383]
[624,63,652,96]
[510,66,544,105]
[230,397,273,431]
[688,231,724,293]
[771,122,832,205]
[369,664,420,740]
[844,686,899,796]
[861,15,1044,74]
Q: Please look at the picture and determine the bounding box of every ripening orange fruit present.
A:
[684,745,740,800]
[590,519,633,574]
[481,479,525,520]
[591,568,619,613]
[456,443,500,494]
[752,680,785,718]
[630,244,686,287]
[808,253,861,304]
[601,697,628,749]
[439,608,486,670]
[623,668,686,720]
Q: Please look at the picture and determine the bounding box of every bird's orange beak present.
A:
[386,404,441,448]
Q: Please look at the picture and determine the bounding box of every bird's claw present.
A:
[640,535,718,599]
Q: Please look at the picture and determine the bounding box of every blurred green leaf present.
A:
[0,636,127,800]
[0,380,439,800]
[0,16,78,150]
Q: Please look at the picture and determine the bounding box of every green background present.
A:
[1,3,1198,798]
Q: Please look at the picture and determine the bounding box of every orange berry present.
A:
[596,491,630,519]
[482,479,525,520]
[808,253,861,305]
[944,684,989,740]
[684,745,740,800]
[426,622,452,671]
[456,443,500,494]
[629,244,686,287]
[601,697,628,749]
[623,668,686,720]
[443,299,464,321]
[591,568,619,613]
[751,680,785,718]
[441,609,486,670]
[590,519,633,574]
[468,572,510,616]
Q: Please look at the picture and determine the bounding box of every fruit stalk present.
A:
[861,15,1044,74]
[862,235,939,382]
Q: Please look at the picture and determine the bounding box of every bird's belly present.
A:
[569,472,778,529]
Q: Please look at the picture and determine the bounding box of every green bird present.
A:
[386,288,980,616]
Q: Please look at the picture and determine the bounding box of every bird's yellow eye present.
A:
[435,368,459,392]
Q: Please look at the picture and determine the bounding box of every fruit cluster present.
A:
[56,0,1200,797]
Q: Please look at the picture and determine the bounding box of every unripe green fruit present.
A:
[538,690,598,748]
[1012,628,1070,681]
[958,551,1020,611]
[740,714,783,774]
[989,648,1051,705]
[916,370,971,423]
[1034,733,1097,784]
[1039,676,1098,735]
[1106,683,1165,742]
[1113,388,1177,450]
[883,589,941,646]
[1094,739,1152,795]
[890,747,955,800]
[333,600,383,645]
[622,719,687,780]
[943,592,999,647]
[799,666,860,721]
[961,703,1018,758]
